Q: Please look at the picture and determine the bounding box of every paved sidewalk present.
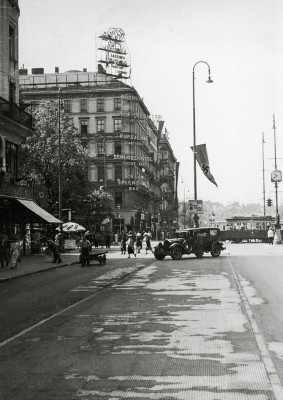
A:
[0,242,160,283]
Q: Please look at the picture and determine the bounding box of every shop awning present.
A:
[17,199,62,224]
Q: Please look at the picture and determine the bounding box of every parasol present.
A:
[56,222,86,233]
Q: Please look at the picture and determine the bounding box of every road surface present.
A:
[1,244,283,399]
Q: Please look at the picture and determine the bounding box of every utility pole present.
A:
[262,133,266,216]
[271,115,282,244]
[58,88,62,222]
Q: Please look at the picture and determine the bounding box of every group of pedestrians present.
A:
[0,234,21,270]
[120,230,153,258]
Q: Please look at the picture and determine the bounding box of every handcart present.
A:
[80,249,108,266]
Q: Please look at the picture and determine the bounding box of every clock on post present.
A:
[271,170,282,182]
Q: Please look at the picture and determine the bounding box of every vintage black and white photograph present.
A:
[1,0,283,398]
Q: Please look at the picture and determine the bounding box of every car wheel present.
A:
[211,244,221,257]
[154,254,165,260]
[171,247,183,260]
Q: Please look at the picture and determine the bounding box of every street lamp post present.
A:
[58,87,62,222]
[117,204,122,234]
[192,61,213,201]
[182,186,189,227]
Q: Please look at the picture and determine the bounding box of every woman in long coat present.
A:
[127,235,136,258]
[120,231,127,255]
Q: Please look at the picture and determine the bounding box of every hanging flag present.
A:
[191,144,218,187]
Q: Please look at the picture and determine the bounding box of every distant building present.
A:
[19,69,179,237]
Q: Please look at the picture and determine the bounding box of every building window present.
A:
[160,200,168,211]
[64,100,71,113]
[161,183,168,192]
[97,118,105,132]
[98,166,104,182]
[114,118,122,132]
[115,165,122,181]
[89,142,96,157]
[114,141,121,155]
[115,191,123,206]
[6,141,18,177]
[97,141,105,154]
[80,99,88,113]
[80,119,88,134]
[9,26,16,59]
[97,98,105,112]
[114,98,121,111]
[106,163,114,180]
[88,165,97,182]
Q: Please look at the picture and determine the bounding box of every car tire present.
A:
[171,246,183,260]
[211,244,221,257]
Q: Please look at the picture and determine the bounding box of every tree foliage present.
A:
[21,101,89,207]
[70,189,113,231]
[20,101,112,227]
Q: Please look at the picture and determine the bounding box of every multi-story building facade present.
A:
[0,0,61,253]
[20,69,177,237]
[157,121,179,236]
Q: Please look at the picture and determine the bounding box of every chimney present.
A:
[83,68,87,72]
[55,67,59,73]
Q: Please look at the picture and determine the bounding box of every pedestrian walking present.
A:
[145,233,153,255]
[120,231,127,255]
[47,238,62,263]
[267,227,274,245]
[0,234,10,268]
[55,231,64,252]
[80,235,91,266]
[105,231,111,249]
[136,231,142,253]
[10,236,21,270]
[127,235,136,258]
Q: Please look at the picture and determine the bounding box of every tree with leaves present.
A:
[21,101,88,214]
[20,101,112,228]
[70,189,113,232]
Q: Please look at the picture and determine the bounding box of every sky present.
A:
[19,0,283,206]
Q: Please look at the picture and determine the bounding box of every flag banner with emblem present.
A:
[191,144,218,187]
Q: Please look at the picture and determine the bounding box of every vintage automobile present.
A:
[154,227,225,260]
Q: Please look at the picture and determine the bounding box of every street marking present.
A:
[228,256,283,399]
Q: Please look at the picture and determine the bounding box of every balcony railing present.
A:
[0,96,32,129]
